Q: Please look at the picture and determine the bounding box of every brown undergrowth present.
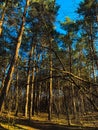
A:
[0,112,98,130]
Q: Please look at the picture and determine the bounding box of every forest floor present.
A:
[0,112,98,130]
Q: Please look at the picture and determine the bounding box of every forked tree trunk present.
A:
[25,44,35,118]
[0,0,29,112]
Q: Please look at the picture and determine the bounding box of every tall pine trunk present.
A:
[15,64,19,116]
[30,45,36,117]
[35,53,41,115]
[0,0,8,36]
[0,0,29,112]
[30,65,35,118]
[69,39,76,121]
[25,44,35,118]
[48,38,53,120]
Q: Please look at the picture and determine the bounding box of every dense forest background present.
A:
[0,0,98,129]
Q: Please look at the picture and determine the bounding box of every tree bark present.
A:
[0,0,29,112]
[15,65,19,116]
[31,45,36,116]
[0,0,8,36]
[25,44,35,118]
[68,38,77,120]
[48,39,53,120]
[30,66,35,118]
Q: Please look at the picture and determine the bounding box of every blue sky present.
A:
[55,0,98,65]
[55,0,83,33]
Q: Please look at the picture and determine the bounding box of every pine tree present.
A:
[0,0,30,111]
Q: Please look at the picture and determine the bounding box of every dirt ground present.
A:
[0,117,98,130]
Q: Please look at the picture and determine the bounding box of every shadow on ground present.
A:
[0,115,98,130]
[0,125,7,130]
[15,118,98,130]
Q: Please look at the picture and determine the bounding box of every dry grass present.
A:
[0,112,98,130]
[0,123,39,130]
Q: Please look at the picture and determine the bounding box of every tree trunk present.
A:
[72,85,77,118]
[30,66,35,118]
[80,94,84,114]
[57,78,60,118]
[25,74,30,118]
[31,45,36,116]
[96,1,98,21]
[0,0,8,36]
[64,87,71,126]
[15,66,19,116]
[69,39,77,120]
[25,44,35,118]
[35,53,40,115]
[36,69,40,115]
[48,39,53,120]
[0,0,29,112]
